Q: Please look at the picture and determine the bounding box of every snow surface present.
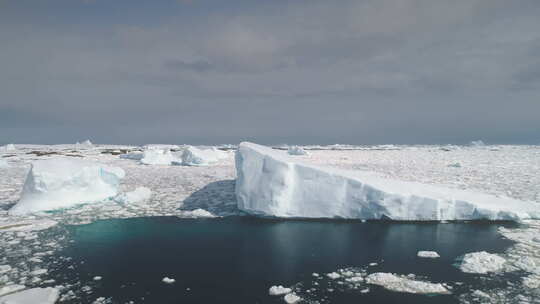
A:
[0,159,8,168]
[235,142,540,221]
[9,158,125,215]
[0,287,59,304]
[365,272,451,294]
[417,251,440,258]
[456,251,507,274]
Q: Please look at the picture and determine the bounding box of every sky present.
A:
[1,0,539,145]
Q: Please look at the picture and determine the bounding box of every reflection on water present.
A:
[53,217,515,304]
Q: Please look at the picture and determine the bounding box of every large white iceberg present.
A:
[235,142,540,220]
[9,158,125,215]
[180,146,228,166]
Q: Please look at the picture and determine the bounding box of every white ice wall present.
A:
[235,142,540,221]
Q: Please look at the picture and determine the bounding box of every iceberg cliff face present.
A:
[9,158,125,215]
[235,142,539,220]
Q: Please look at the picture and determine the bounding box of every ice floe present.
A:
[456,251,506,274]
[0,287,59,304]
[9,158,125,215]
[365,272,451,294]
[162,277,175,284]
[268,285,292,296]
[417,251,440,258]
[235,142,540,221]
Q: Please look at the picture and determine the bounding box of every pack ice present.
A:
[9,157,125,215]
[235,142,540,221]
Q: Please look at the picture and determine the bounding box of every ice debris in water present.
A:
[0,287,59,304]
[9,158,125,215]
[268,285,292,296]
[283,293,302,304]
[417,251,440,258]
[365,272,451,295]
[114,187,152,204]
[235,142,540,221]
[162,277,175,284]
[456,251,506,274]
[287,146,308,156]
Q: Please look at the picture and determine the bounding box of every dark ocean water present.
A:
[51,217,516,304]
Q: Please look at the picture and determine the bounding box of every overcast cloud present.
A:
[1,0,539,145]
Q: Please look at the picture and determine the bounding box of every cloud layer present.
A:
[1,0,539,144]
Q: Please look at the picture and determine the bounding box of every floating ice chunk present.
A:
[283,293,302,304]
[9,158,125,215]
[235,142,540,221]
[114,187,152,204]
[417,251,440,258]
[162,277,175,284]
[365,273,450,294]
[0,287,59,304]
[140,149,177,165]
[30,269,47,276]
[457,251,506,274]
[326,272,341,279]
[268,285,291,296]
[0,285,25,297]
[0,219,58,232]
[288,146,308,156]
[180,146,228,166]
[93,276,102,281]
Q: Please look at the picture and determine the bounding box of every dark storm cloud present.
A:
[0,0,539,144]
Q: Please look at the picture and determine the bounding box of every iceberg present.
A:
[180,146,228,166]
[235,142,540,220]
[1,144,16,151]
[140,149,177,165]
[9,158,125,215]
[287,146,309,156]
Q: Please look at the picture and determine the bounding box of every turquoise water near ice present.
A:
[52,217,516,304]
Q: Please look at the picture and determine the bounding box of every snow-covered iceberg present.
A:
[140,149,177,165]
[288,146,309,156]
[180,146,228,166]
[1,144,16,151]
[9,158,125,215]
[235,142,540,221]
